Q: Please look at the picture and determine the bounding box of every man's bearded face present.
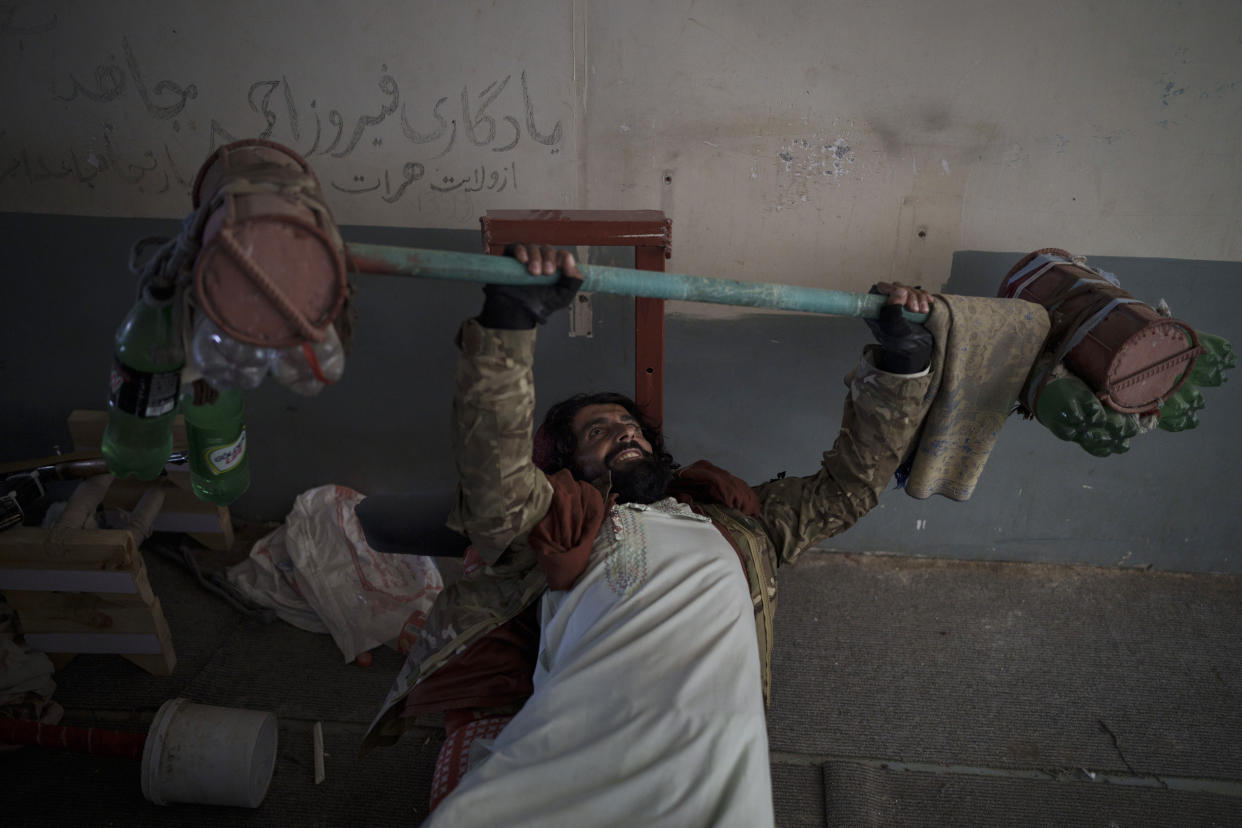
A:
[569,403,674,504]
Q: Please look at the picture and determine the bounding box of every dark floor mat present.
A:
[772,760,828,827]
[3,719,441,827]
[767,553,1242,780]
[51,533,409,726]
[819,760,1241,828]
[11,542,1242,825]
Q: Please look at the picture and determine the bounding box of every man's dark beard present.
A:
[608,452,676,504]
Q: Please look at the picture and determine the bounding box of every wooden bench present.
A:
[0,410,235,675]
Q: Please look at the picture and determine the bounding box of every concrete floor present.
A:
[4,525,1241,827]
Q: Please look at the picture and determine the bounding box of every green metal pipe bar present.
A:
[346,243,928,323]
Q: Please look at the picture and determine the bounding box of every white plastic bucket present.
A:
[141,698,278,808]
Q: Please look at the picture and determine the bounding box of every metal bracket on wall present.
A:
[569,292,594,338]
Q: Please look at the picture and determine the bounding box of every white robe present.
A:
[425,498,774,827]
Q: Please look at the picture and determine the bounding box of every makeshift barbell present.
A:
[344,242,927,322]
[176,140,1233,457]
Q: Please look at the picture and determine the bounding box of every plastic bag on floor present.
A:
[226,484,443,662]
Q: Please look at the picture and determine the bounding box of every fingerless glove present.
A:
[865,302,933,374]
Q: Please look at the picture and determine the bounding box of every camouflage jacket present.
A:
[363,318,934,751]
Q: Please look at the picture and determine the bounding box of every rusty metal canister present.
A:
[191,139,347,348]
[1000,248,1200,414]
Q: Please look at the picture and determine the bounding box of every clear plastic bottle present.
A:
[270,325,346,396]
[102,283,184,480]
[181,385,250,506]
[189,314,277,391]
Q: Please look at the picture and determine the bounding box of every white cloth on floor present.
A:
[425,498,774,828]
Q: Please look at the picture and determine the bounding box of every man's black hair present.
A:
[539,391,677,476]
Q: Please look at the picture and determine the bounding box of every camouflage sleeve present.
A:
[445,318,554,565]
[752,345,932,565]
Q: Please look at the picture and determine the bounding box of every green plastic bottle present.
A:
[1188,332,1236,388]
[102,284,184,480]
[1157,385,1206,432]
[181,386,250,506]
[1034,375,1139,456]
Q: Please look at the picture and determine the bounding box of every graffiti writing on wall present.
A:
[0,26,565,210]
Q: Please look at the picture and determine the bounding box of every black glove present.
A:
[865,297,933,374]
[477,251,582,329]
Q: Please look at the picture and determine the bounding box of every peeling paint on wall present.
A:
[773,132,856,210]
[1160,80,1186,106]
[1092,129,1129,146]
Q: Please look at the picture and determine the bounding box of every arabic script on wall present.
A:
[0,11,568,223]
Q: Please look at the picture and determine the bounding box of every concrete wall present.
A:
[2,2,1239,572]
[3,1,1239,287]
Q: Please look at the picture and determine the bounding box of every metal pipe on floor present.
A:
[0,718,147,760]
[346,243,929,323]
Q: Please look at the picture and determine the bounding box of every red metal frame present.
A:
[480,210,673,427]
